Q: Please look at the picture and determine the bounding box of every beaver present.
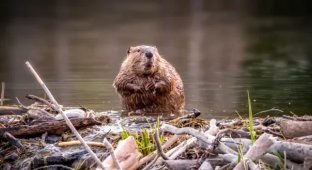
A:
[113,45,185,115]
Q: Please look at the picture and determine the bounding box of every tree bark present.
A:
[280,120,312,139]
[0,118,103,137]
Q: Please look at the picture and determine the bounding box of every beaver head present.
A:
[122,45,160,76]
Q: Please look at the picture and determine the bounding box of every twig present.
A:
[142,155,160,170]
[282,115,312,121]
[25,61,106,170]
[2,132,24,149]
[254,108,283,116]
[1,82,4,105]
[154,129,169,160]
[161,124,214,144]
[25,94,56,110]
[103,138,122,170]
[58,141,105,147]
[15,97,28,109]
[137,134,180,168]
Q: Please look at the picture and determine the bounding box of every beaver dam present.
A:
[0,62,312,170]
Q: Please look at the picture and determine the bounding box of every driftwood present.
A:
[164,160,198,170]
[220,138,252,153]
[283,115,312,121]
[270,141,312,163]
[0,118,102,137]
[161,124,214,146]
[0,106,28,115]
[280,120,312,138]
[233,133,274,170]
[198,159,213,170]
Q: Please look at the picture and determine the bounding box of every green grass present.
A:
[247,90,256,143]
[236,91,256,143]
[120,117,164,156]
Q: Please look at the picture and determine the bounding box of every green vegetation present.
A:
[235,91,256,143]
[247,90,256,143]
[121,117,163,156]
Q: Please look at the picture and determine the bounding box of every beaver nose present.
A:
[145,52,153,59]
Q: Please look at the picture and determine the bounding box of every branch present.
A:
[103,138,122,170]
[1,82,4,105]
[161,124,214,144]
[233,133,274,170]
[25,61,105,170]
[154,129,169,160]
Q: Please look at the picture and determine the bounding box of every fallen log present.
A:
[164,160,198,170]
[280,120,312,139]
[270,141,312,163]
[0,106,28,115]
[0,118,103,137]
[32,150,87,169]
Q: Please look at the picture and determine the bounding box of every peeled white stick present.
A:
[103,138,121,170]
[1,82,4,105]
[25,61,106,170]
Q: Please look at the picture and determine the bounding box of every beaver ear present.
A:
[153,46,158,52]
[127,47,133,55]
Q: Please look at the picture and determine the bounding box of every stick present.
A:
[137,134,180,168]
[254,108,283,116]
[154,129,169,160]
[233,133,274,170]
[103,138,121,170]
[25,61,106,170]
[58,141,105,147]
[26,94,56,110]
[162,124,214,144]
[142,155,160,170]
[1,132,24,149]
[1,82,4,105]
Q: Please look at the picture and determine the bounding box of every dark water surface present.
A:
[0,1,311,118]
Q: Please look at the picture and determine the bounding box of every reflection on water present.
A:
[0,1,311,118]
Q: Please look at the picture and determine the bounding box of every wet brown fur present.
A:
[113,45,185,115]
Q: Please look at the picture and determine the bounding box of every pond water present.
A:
[0,1,311,118]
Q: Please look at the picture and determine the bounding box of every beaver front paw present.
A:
[154,81,167,94]
[125,83,143,94]
[145,81,155,92]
